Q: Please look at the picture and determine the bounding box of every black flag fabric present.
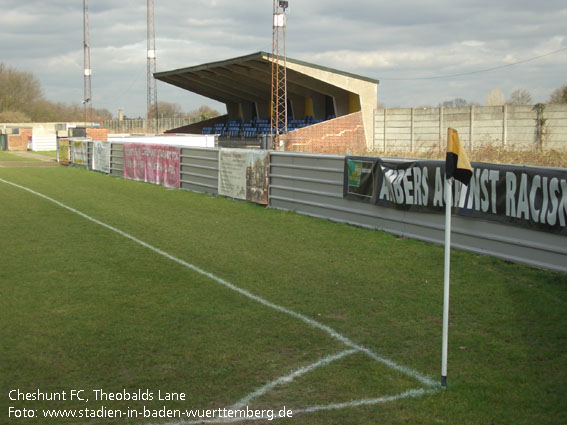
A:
[445,128,473,186]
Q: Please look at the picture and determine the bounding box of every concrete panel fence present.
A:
[373,104,567,153]
[78,142,566,272]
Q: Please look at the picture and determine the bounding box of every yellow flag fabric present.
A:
[446,128,473,185]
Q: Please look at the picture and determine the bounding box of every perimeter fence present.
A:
[58,139,567,273]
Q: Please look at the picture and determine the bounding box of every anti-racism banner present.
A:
[218,148,269,204]
[58,139,71,165]
[344,156,567,235]
[123,143,180,188]
[92,141,111,174]
[72,140,89,167]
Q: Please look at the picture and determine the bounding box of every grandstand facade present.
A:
[154,51,378,151]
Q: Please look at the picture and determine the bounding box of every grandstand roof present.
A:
[154,51,378,107]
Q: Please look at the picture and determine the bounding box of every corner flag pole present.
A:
[441,128,472,389]
[441,175,453,388]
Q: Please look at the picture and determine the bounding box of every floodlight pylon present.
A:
[147,0,158,133]
[270,0,288,149]
[83,0,93,124]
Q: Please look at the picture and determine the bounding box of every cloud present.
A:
[2,0,566,116]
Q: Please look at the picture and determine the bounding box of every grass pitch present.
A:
[0,166,565,425]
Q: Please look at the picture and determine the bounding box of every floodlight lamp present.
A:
[279,1,288,10]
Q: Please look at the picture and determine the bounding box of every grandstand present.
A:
[155,52,378,149]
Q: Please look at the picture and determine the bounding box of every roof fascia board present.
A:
[263,51,379,85]
[154,51,266,78]
[155,51,378,87]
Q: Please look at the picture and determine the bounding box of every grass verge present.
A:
[34,150,57,159]
[0,151,40,162]
[369,145,567,168]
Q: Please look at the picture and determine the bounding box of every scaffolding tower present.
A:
[147,0,158,133]
[83,0,93,124]
[270,0,288,149]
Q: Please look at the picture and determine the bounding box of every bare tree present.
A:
[196,105,220,121]
[508,89,532,105]
[185,105,221,121]
[148,101,185,119]
[548,84,567,104]
[486,88,506,106]
[0,110,31,122]
[0,63,44,116]
[0,62,112,122]
[440,98,469,108]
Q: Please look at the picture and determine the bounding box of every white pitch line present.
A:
[230,348,359,410]
[293,387,439,415]
[0,177,435,387]
[1,178,438,422]
[153,387,438,425]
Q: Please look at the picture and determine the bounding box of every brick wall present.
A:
[7,128,33,151]
[281,112,366,155]
[86,127,108,141]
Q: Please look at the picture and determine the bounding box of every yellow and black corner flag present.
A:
[442,128,473,388]
[445,128,473,186]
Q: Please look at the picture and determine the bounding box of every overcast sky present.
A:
[1,0,566,118]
